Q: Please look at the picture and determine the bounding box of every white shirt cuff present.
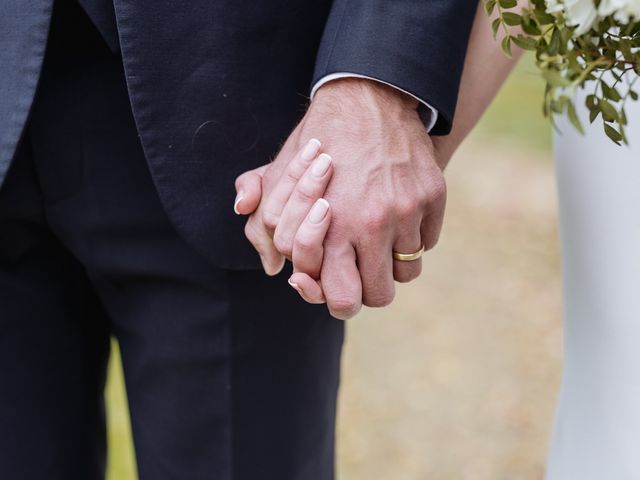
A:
[311,73,439,133]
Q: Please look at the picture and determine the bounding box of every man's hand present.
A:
[242,78,447,320]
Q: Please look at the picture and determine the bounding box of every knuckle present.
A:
[284,168,300,185]
[244,220,261,248]
[427,176,447,205]
[284,166,304,186]
[292,183,318,204]
[363,209,390,233]
[364,291,395,308]
[235,170,256,190]
[261,168,278,187]
[425,231,442,251]
[293,233,317,255]
[393,197,419,220]
[328,297,360,319]
[261,209,280,232]
[273,231,293,257]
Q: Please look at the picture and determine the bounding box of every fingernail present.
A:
[309,198,330,224]
[311,153,332,177]
[233,192,244,215]
[301,138,322,162]
[288,278,303,294]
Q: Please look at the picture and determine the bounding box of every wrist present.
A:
[314,78,420,113]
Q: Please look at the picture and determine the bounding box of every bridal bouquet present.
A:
[486,0,640,144]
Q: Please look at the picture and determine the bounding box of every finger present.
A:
[356,240,396,308]
[234,165,268,215]
[261,138,322,233]
[321,241,362,320]
[421,181,447,251]
[288,272,325,304]
[421,201,446,252]
[291,198,331,279]
[244,214,285,276]
[274,154,333,257]
[392,218,424,283]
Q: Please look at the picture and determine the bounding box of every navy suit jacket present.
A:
[0,0,476,269]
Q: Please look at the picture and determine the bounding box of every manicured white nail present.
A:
[311,153,332,177]
[309,198,330,224]
[288,278,303,294]
[301,138,322,162]
[233,192,244,214]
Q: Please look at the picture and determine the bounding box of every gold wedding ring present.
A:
[392,245,425,262]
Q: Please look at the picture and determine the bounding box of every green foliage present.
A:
[485,0,640,144]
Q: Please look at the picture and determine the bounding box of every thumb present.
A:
[234,165,268,215]
[288,272,325,304]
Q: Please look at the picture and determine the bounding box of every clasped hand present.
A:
[234,79,447,320]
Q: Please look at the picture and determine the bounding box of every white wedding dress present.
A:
[546,90,640,479]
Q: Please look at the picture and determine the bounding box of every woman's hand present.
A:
[287,197,331,304]
[234,140,332,304]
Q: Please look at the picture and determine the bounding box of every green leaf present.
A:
[512,35,538,50]
[599,100,619,122]
[492,17,502,38]
[534,10,556,25]
[589,108,600,124]
[541,69,571,87]
[620,108,628,126]
[567,102,584,135]
[501,35,513,57]
[521,19,542,36]
[604,123,623,144]
[502,12,522,26]
[484,0,497,16]
[585,94,598,110]
[560,28,573,45]
[499,0,518,7]
[601,82,622,102]
[548,28,561,55]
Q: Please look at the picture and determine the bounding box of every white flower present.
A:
[565,0,600,34]
[546,0,566,13]
[599,0,640,24]
[546,0,600,35]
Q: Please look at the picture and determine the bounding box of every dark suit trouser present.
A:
[0,4,344,479]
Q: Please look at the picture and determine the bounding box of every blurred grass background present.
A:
[105,55,561,479]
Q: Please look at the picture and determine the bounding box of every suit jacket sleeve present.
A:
[312,0,477,135]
